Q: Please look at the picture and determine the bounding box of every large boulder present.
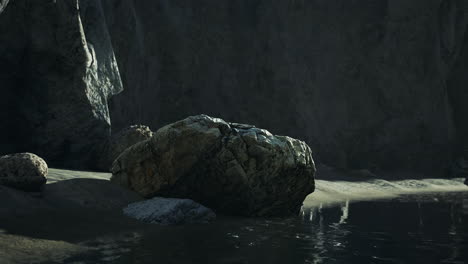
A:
[111,115,316,217]
[123,197,216,225]
[0,153,47,192]
[96,125,153,171]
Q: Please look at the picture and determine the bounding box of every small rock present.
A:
[96,125,153,171]
[0,153,47,192]
[123,197,216,225]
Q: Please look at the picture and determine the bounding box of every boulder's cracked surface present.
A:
[0,0,122,169]
[0,153,47,192]
[111,115,316,217]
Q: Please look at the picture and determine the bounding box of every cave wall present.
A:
[0,0,122,169]
[104,0,468,173]
[1,0,468,173]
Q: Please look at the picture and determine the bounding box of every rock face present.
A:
[0,0,122,169]
[103,0,468,174]
[0,0,8,13]
[0,153,47,192]
[96,125,153,171]
[3,0,468,175]
[111,115,316,217]
[123,197,216,225]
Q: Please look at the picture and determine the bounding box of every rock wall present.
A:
[2,0,468,173]
[0,0,122,168]
[104,0,468,174]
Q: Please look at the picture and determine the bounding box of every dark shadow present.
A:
[0,178,143,242]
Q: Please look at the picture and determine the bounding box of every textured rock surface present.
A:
[123,197,216,225]
[111,115,316,217]
[0,0,122,168]
[0,0,8,13]
[103,0,468,174]
[0,153,47,191]
[96,125,153,171]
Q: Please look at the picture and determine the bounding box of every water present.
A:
[71,191,468,264]
[2,176,468,264]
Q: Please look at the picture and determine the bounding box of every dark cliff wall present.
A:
[0,0,122,168]
[104,0,468,174]
[1,0,468,173]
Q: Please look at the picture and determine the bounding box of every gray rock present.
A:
[0,0,122,169]
[111,115,316,217]
[103,0,468,175]
[0,0,8,13]
[96,125,153,171]
[0,153,47,192]
[123,197,216,225]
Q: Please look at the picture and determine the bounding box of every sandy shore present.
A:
[1,168,467,263]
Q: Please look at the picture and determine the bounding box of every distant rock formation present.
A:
[111,115,316,217]
[0,153,47,191]
[96,125,153,171]
[123,197,216,225]
[0,0,122,169]
[103,0,468,174]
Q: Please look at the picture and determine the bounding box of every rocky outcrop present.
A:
[103,0,468,175]
[0,0,8,13]
[0,153,47,191]
[96,125,153,171]
[3,0,468,174]
[0,0,122,169]
[111,115,315,217]
[123,197,216,225]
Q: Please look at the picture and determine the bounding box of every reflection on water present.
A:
[61,192,468,264]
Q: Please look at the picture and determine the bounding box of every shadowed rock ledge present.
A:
[0,0,122,169]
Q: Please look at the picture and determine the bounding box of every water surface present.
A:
[67,192,468,264]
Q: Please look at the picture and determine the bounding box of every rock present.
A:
[123,197,216,225]
[111,115,316,217]
[0,0,8,13]
[0,0,122,169]
[96,125,153,171]
[0,153,47,192]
